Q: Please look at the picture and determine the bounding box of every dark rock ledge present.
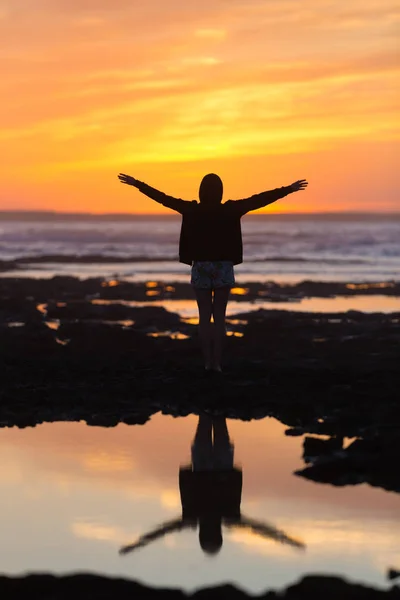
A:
[0,275,399,301]
[1,277,399,494]
[0,574,398,600]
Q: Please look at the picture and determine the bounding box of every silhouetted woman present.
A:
[118,172,308,371]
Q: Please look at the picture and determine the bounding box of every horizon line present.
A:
[1,209,400,218]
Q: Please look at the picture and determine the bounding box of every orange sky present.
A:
[0,0,399,213]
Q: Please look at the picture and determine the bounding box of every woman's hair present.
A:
[199,173,223,205]
[199,518,223,555]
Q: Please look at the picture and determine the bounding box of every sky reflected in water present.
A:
[0,415,398,594]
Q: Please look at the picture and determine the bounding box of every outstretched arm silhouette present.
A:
[119,517,193,555]
[118,173,192,214]
[228,515,305,550]
[233,179,308,215]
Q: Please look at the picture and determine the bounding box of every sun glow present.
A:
[0,0,398,213]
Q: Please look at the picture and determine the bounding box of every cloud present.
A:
[1,0,399,211]
[82,450,135,473]
[72,521,135,544]
[73,15,107,27]
[195,28,227,39]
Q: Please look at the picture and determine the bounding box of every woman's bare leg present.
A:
[212,286,230,371]
[191,414,213,470]
[194,288,213,369]
[212,417,234,469]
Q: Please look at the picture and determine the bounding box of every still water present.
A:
[0,414,398,594]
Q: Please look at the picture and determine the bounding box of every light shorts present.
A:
[190,260,235,290]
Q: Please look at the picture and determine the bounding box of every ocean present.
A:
[1,212,399,283]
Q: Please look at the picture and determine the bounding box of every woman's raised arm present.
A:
[118,173,194,214]
[119,517,189,555]
[230,515,305,549]
[231,179,308,216]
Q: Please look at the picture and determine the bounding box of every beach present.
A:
[2,274,399,471]
[1,215,399,598]
[2,0,399,592]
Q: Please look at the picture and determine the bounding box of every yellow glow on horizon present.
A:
[229,530,302,556]
[160,490,181,510]
[0,0,398,213]
[229,519,400,557]
[72,521,134,544]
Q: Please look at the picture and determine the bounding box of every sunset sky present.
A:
[1,0,399,213]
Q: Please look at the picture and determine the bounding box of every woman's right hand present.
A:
[289,179,308,192]
[118,173,138,186]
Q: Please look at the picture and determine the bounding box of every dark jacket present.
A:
[134,181,292,265]
[179,466,242,519]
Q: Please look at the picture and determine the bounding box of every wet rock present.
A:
[122,414,152,426]
[0,275,399,499]
[0,573,397,599]
[1,275,400,305]
[285,427,305,437]
[85,415,120,427]
[296,431,400,494]
[303,436,344,461]
[284,575,400,599]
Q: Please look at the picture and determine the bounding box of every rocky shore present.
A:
[0,573,398,600]
[1,273,399,300]
[1,275,400,597]
[2,276,400,490]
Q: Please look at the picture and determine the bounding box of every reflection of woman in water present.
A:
[120,415,304,557]
[118,172,308,371]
